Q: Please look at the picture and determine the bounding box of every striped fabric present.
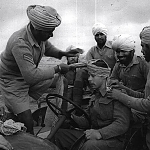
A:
[27,5,61,31]
[87,59,111,77]
[140,26,150,44]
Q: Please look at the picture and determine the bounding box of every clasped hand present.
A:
[65,49,80,57]
[107,79,124,100]
[84,129,101,140]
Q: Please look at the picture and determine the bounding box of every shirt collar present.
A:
[26,23,39,47]
[96,41,112,49]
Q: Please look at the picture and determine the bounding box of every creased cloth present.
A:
[92,23,108,36]
[140,26,150,44]
[27,5,61,31]
[112,34,135,51]
[87,59,111,77]
[0,119,26,135]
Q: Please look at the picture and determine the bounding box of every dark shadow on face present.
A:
[30,23,55,42]
[141,42,150,62]
[116,49,134,66]
[95,32,107,47]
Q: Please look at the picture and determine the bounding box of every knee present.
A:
[17,109,34,133]
[82,140,97,150]
[54,129,66,147]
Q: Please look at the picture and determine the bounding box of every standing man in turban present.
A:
[52,59,130,150]
[72,23,116,110]
[107,26,150,150]
[0,5,78,134]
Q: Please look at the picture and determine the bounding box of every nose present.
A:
[49,33,53,37]
[88,75,93,82]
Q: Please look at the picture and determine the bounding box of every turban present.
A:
[140,26,150,44]
[112,34,135,51]
[87,59,111,77]
[27,5,61,31]
[92,23,108,36]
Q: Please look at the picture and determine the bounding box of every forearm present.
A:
[117,92,150,113]
[123,86,144,98]
[45,41,65,59]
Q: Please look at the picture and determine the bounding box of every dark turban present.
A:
[27,5,61,31]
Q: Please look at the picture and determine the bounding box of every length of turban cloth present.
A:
[27,5,61,31]
[140,26,150,44]
[112,34,135,51]
[87,59,111,77]
[92,23,108,36]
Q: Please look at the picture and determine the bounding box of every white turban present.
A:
[87,59,111,77]
[112,34,135,51]
[140,26,150,44]
[27,5,61,31]
[92,23,108,36]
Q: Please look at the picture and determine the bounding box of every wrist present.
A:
[59,51,67,57]
[98,132,102,139]
[54,65,61,73]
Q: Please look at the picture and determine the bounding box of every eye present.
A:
[115,49,120,53]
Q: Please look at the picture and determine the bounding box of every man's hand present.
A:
[84,129,102,140]
[65,49,81,57]
[0,135,13,150]
[54,63,69,74]
[108,79,126,90]
[110,81,125,90]
[59,63,70,74]
[107,88,122,100]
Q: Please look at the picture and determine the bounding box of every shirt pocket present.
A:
[96,101,113,121]
[126,75,146,91]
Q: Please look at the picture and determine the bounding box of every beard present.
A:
[144,55,150,62]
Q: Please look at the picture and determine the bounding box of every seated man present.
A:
[63,45,84,100]
[52,59,131,150]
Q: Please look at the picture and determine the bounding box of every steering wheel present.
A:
[45,93,91,141]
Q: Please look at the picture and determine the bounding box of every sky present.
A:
[1,0,150,55]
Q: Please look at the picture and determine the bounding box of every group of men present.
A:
[1,4,150,150]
